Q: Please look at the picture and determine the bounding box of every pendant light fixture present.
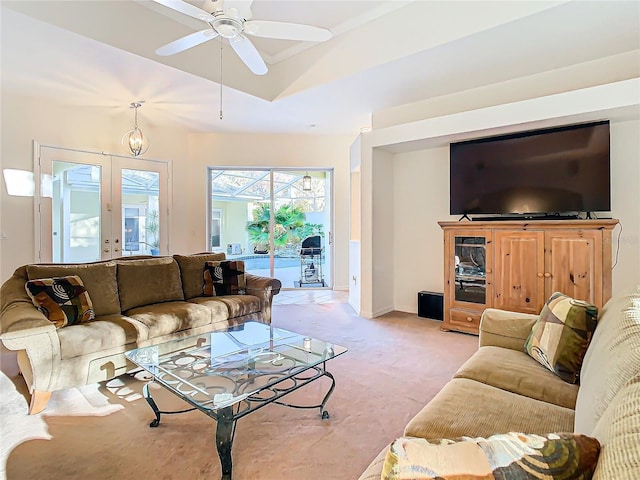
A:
[122,101,150,157]
[302,172,312,191]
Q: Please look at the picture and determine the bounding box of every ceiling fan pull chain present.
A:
[219,38,224,120]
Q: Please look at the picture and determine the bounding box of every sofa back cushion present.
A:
[590,381,640,479]
[174,252,226,299]
[574,287,640,436]
[116,257,184,311]
[26,262,120,316]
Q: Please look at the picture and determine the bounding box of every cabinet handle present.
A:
[466,316,473,322]
[537,273,543,278]
[486,269,492,274]
[544,272,551,278]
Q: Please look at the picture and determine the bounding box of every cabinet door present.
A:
[545,230,602,307]
[446,229,492,311]
[494,230,545,314]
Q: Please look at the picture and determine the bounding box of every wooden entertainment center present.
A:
[439,219,619,335]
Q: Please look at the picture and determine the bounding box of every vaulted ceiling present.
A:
[2,0,639,135]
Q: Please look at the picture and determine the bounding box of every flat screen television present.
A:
[449,120,611,218]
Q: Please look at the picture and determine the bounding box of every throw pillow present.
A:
[203,260,246,296]
[525,291,598,383]
[25,275,95,328]
[382,432,600,480]
[174,252,227,299]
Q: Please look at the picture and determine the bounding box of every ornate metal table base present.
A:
[142,364,336,480]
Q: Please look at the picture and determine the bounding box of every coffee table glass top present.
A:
[125,321,347,410]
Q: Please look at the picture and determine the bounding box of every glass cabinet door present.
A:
[453,235,488,305]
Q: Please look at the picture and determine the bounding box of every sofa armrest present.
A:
[1,301,61,393]
[245,274,282,324]
[479,308,538,351]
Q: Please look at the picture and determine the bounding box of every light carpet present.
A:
[1,303,478,480]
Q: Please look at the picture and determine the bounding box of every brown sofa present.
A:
[358,288,640,479]
[0,253,281,414]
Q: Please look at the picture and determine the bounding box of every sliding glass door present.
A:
[38,146,168,263]
[208,168,332,289]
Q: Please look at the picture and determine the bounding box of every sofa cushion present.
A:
[404,378,575,440]
[187,297,231,323]
[124,301,212,338]
[204,260,246,296]
[26,262,119,316]
[174,252,226,300]
[212,295,261,319]
[117,257,184,311]
[524,291,598,384]
[357,446,390,480]
[591,381,640,480]
[57,314,144,359]
[381,432,600,480]
[454,346,579,409]
[575,289,640,436]
[25,275,95,328]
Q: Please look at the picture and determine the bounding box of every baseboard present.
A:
[372,306,394,317]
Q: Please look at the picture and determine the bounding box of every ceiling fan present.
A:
[152,0,333,75]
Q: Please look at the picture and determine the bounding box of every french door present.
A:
[37,145,169,263]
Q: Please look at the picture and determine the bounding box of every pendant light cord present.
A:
[219,39,223,120]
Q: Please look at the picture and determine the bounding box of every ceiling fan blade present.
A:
[230,35,267,75]
[223,0,254,20]
[156,29,218,56]
[152,0,215,22]
[244,20,332,42]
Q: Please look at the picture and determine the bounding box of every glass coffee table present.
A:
[125,321,347,480]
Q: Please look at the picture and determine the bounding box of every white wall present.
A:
[379,118,640,315]
[609,119,640,293]
[0,93,190,280]
[370,148,394,317]
[355,80,640,317]
[392,147,454,313]
[0,93,353,291]
[185,132,353,290]
[373,50,640,130]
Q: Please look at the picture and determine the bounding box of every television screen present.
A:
[449,121,611,216]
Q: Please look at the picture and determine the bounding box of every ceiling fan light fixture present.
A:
[211,16,244,38]
[122,102,150,157]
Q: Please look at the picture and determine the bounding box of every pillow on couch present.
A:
[525,291,598,384]
[203,260,246,296]
[174,252,226,299]
[25,275,95,328]
[382,432,600,480]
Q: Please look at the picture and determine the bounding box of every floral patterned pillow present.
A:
[525,291,598,383]
[25,275,95,328]
[203,260,246,296]
[382,432,600,480]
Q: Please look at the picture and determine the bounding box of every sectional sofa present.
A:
[359,288,640,479]
[0,252,281,414]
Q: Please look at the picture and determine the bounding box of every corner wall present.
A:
[0,93,353,292]
[354,79,640,317]
[186,132,353,291]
